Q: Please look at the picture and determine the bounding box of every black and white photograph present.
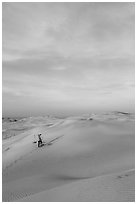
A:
[2,2,135,202]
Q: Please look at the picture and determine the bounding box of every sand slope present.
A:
[2,113,135,202]
[19,169,135,202]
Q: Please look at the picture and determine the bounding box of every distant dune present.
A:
[2,112,135,202]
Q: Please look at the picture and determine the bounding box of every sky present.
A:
[2,2,135,117]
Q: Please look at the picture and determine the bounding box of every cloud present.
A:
[2,3,135,116]
[2,2,135,61]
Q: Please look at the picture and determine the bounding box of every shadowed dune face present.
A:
[2,114,135,201]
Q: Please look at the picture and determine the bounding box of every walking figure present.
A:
[37,133,43,147]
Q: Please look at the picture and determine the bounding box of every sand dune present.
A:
[19,169,135,202]
[2,113,135,202]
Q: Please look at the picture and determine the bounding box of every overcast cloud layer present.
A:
[2,3,135,116]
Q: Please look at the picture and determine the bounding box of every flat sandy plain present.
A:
[2,112,135,202]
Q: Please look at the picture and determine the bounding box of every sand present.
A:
[2,112,135,202]
[19,169,135,202]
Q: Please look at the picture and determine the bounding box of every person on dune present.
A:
[37,133,43,147]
